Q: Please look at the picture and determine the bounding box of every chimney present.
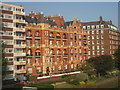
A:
[35,12,40,19]
[110,20,112,24]
[100,16,103,23]
[29,11,35,17]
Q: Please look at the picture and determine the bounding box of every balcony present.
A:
[13,11,25,15]
[14,44,26,48]
[26,54,33,58]
[35,36,41,39]
[26,35,32,39]
[49,37,54,40]
[63,53,68,56]
[14,36,26,40]
[14,61,26,65]
[13,27,25,32]
[35,54,41,58]
[56,54,61,56]
[14,69,26,74]
[62,38,67,40]
[13,19,27,24]
[14,53,26,57]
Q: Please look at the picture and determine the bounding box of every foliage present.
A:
[79,62,96,78]
[1,43,8,79]
[29,75,37,81]
[79,81,86,85]
[114,45,120,70]
[87,55,114,76]
[63,73,89,85]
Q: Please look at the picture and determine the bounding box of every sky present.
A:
[4,2,118,27]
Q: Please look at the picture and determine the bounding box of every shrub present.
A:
[29,75,37,81]
[79,81,86,85]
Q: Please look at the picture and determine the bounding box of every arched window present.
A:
[26,49,32,56]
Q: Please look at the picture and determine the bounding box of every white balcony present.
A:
[13,11,25,15]
[14,44,26,48]
[14,53,26,57]
[14,69,26,74]
[13,19,27,24]
[14,27,25,32]
[14,61,26,65]
[13,35,26,40]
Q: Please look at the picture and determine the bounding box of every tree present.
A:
[114,45,120,70]
[87,55,114,76]
[79,62,96,78]
[0,42,8,79]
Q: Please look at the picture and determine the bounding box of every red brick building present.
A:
[24,13,88,76]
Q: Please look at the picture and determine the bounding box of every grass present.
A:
[54,83,75,88]
[53,76,119,88]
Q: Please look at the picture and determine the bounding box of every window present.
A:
[36,67,41,74]
[70,41,73,46]
[92,31,94,34]
[101,46,104,49]
[97,40,100,44]
[87,31,90,34]
[92,25,95,29]
[92,51,95,55]
[64,65,67,70]
[28,68,32,74]
[70,56,73,61]
[3,22,13,28]
[92,46,95,50]
[87,26,90,29]
[101,25,104,28]
[92,41,95,45]
[101,51,104,55]
[70,34,73,39]
[58,66,61,70]
[97,51,100,55]
[78,35,81,39]
[96,35,100,39]
[88,36,90,40]
[97,46,100,50]
[79,41,81,45]
[92,36,94,39]
[101,30,104,34]
[83,26,86,29]
[96,30,99,34]
[101,35,103,39]
[88,51,90,55]
[96,25,99,29]
[51,66,55,72]
[71,64,73,69]
[5,48,13,53]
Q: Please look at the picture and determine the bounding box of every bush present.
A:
[63,73,89,85]
[29,75,37,81]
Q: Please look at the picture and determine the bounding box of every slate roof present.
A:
[23,15,57,26]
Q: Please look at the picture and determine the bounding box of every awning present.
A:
[56,34,61,37]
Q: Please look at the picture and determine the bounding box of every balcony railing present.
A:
[14,44,26,48]
[49,37,54,39]
[14,53,26,56]
[14,69,26,74]
[14,36,25,40]
[63,53,68,56]
[26,54,33,58]
[14,61,26,65]
[26,35,32,39]
[35,36,41,39]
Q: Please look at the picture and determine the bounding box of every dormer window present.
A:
[87,26,90,29]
